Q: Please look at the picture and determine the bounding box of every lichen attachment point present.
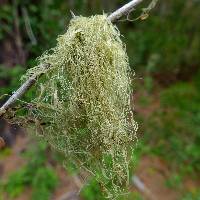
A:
[23,15,137,198]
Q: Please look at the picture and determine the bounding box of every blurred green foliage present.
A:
[124,0,200,81]
[165,174,182,189]
[0,65,25,95]
[139,71,200,174]
[0,4,13,40]
[81,178,106,200]
[0,143,58,199]
[182,190,200,200]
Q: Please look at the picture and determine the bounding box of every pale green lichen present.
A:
[24,15,137,198]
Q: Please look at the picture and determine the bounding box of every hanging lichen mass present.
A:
[23,15,137,198]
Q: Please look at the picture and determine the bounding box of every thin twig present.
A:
[132,175,156,200]
[0,63,50,116]
[107,0,144,22]
[12,0,26,65]
[58,191,80,200]
[0,0,144,117]
[22,6,37,45]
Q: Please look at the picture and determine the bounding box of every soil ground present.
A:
[2,133,198,200]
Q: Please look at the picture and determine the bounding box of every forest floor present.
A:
[1,131,199,200]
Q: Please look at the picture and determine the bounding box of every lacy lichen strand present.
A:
[24,15,137,199]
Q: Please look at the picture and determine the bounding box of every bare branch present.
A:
[0,0,144,117]
[0,63,50,116]
[132,175,156,200]
[108,0,144,22]
[22,6,37,45]
[13,0,26,65]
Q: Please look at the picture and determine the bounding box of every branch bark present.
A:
[107,0,144,22]
[0,0,144,117]
[0,63,50,116]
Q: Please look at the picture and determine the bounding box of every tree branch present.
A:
[107,0,144,22]
[0,0,144,117]
[0,63,50,116]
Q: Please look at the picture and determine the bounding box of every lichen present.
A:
[23,15,137,198]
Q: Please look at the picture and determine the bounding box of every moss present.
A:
[23,15,137,198]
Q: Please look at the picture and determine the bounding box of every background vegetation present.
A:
[0,0,200,199]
